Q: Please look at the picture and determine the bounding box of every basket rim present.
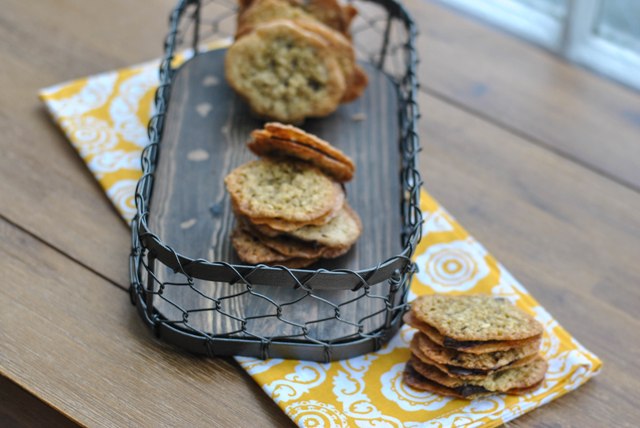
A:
[129,274,406,361]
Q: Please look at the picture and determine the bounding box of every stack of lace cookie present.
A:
[224,123,362,268]
[225,0,368,123]
[403,294,548,399]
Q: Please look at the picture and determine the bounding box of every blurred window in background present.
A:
[438,0,640,90]
[595,0,640,53]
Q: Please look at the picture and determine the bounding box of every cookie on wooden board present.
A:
[260,230,350,259]
[236,0,316,38]
[225,19,346,123]
[238,0,357,36]
[410,334,539,380]
[225,158,344,224]
[239,214,358,261]
[403,311,541,354]
[287,203,361,246]
[239,215,281,238]
[231,227,318,268]
[412,331,541,371]
[249,122,355,182]
[408,355,546,395]
[236,1,367,103]
[301,0,357,35]
[403,359,545,399]
[291,19,367,102]
[239,203,361,250]
[235,187,345,232]
[238,218,332,259]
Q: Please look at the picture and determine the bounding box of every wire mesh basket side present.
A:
[130,0,423,362]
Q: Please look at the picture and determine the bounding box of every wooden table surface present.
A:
[1,0,639,426]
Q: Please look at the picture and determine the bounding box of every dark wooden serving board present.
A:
[149,48,402,341]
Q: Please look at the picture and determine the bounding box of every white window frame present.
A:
[436,0,640,90]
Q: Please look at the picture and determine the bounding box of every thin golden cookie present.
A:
[236,0,316,38]
[225,19,346,123]
[403,362,491,400]
[239,215,356,260]
[404,311,541,354]
[404,359,545,399]
[238,215,281,237]
[291,19,367,102]
[410,334,539,380]
[237,189,344,232]
[249,122,355,182]
[409,355,547,393]
[238,0,357,36]
[413,331,541,371]
[239,218,328,259]
[412,294,544,342]
[302,0,357,35]
[225,158,343,223]
[241,203,361,250]
[288,204,361,246]
[258,231,350,259]
[231,227,318,268]
[246,211,338,232]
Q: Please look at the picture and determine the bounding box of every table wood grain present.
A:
[413,1,640,190]
[1,0,639,426]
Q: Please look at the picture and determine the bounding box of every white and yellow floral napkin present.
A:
[40,46,601,427]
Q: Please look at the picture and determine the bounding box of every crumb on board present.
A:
[180,218,197,229]
[187,149,210,161]
[202,75,220,87]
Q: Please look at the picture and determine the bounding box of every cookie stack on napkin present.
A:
[225,123,362,268]
[225,0,368,123]
[403,294,547,399]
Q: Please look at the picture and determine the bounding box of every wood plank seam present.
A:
[0,374,79,428]
[413,0,640,191]
[0,213,127,292]
[419,85,640,194]
[1,375,87,428]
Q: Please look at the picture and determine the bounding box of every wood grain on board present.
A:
[149,49,400,341]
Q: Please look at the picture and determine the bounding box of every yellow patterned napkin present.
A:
[40,46,601,427]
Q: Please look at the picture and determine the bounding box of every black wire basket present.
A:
[130,0,422,362]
